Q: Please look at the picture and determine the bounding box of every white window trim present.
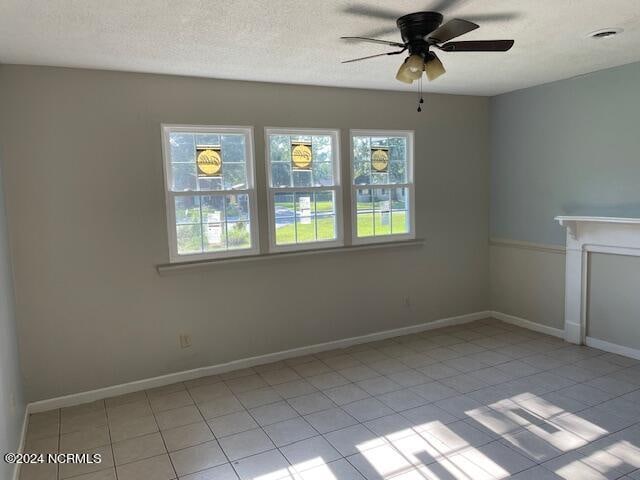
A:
[264,127,343,253]
[161,124,260,263]
[349,129,416,245]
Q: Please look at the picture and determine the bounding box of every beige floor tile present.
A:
[207,410,258,438]
[169,440,227,476]
[67,468,117,480]
[112,432,167,465]
[150,390,194,412]
[24,434,59,454]
[18,462,58,480]
[105,391,147,408]
[22,320,640,480]
[109,414,158,442]
[60,425,110,452]
[162,421,214,452]
[106,400,152,423]
[178,463,238,480]
[60,409,108,434]
[156,405,203,430]
[197,395,244,419]
[117,454,176,480]
[58,445,113,479]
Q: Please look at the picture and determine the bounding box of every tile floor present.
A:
[19,318,640,480]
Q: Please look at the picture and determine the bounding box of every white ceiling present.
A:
[1,0,639,96]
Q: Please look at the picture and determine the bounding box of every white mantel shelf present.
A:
[556,215,640,346]
[556,216,640,226]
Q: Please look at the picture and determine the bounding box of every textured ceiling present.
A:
[1,0,639,95]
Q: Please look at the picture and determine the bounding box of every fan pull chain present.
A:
[417,76,424,112]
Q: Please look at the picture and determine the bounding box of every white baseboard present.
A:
[490,311,565,338]
[586,337,640,361]
[28,311,492,413]
[12,406,28,480]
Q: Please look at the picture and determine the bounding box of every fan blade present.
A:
[439,40,514,52]
[340,36,405,48]
[358,26,400,39]
[342,4,403,20]
[428,18,479,43]
[342,50,406,64]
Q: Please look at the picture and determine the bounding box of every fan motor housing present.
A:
[397,11,443,55]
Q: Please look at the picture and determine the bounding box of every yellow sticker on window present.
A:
[291,141,312,170]
[371,147,389,173]
[196,146,222,177]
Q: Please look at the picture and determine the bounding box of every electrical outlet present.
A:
[179,334,192,349]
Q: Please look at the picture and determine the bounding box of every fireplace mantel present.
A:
[556,216,640,345]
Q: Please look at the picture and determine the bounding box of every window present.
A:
[265,128,342,252]
[350,130,415,243]
[162,125,258,262]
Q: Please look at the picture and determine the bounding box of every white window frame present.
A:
[349,129,416,245]
[161,124,259,263]
[264,127,343,253]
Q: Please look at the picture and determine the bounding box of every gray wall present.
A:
[489,61,640,339]
[0,66,489,401]
[491,61,640,246]
[0,137,25,478]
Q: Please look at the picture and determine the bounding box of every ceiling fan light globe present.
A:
[405,54,424,73]
[395,64,414,84]
[425,56,446,81]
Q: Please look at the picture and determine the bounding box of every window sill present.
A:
[156,238,425,276]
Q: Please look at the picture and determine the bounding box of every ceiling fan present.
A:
[340,2,515,84]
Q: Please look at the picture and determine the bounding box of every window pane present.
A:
[269,135,291,162]
[313,162,333,186]
[392,187,409,234]
[220,135,245,163]
[269,133,336,188]
[165,126,255,261]
[312,136,332,162]
[353,162,371,185]
[175,196,201,224]
[197,177,223,191]
[195,133,220,148]
[371,172,389,185]
[275,192,295,245]
[374,188,391,236]
[169,133,195,163]
[227,222,251,249]
[351,132,413,241]
[292,170,312,187]
[274,190,336,246]
[315,190,335,214]
[203,223,226,251]
[201,196,225,223]
[352,136,370,162]
[271,163,291,187]
[356,189,373,238]
[176,224,202,254]
[295,192,316,243]
[223,164,247,189]
[317,214,336,241]
[172,163,197,191]
[389,161,406,184]
[226,194,249,222]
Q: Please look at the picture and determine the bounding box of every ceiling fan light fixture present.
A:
[425,54,446,81]
[405,54,424,74]
[395,59,415,84]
